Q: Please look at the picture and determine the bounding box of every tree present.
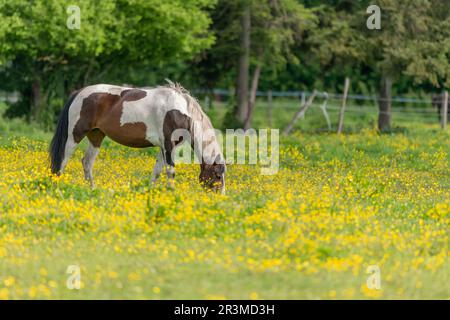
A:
[0,0,215,127]
[305,0,450,131]
[243,0,316,129]
[190,0,315,129]
[236,4,251,126]
[359,0,449,131]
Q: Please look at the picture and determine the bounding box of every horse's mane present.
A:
[162,80,225,165]
[162,79,210,127]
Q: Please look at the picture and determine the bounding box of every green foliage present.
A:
[0,0,448,129]
[0,103,51,141]
[0,0,215,124]
[250,0,316,70]
[189,0,316,89]
[357,0,450,87]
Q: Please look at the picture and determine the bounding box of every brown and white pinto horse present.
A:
[50,81,225,192]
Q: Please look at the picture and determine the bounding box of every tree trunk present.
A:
[31,79,42,120]
[235,6,251,125]
[441,91,448,130]
[378,76,392,132]
[244,63,261,130]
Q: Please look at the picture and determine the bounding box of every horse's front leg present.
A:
[164,148,176,190]
[151,151,165,186]
[165,164,175,189]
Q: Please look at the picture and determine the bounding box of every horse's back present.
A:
[68,84,190,148]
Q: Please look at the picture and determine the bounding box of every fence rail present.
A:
[194,87,448,131]
[0,89,446,129]
[193,88,436,104]
[0,89,439,105]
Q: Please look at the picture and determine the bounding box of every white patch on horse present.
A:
[120,99,152,125]
[119,88,190,147]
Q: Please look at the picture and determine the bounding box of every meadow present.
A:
[0,101,448,299]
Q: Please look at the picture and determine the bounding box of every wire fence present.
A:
[194,88,448,130]
[1,88,447,129]
[194,88,435,103]
[198,88,442,105]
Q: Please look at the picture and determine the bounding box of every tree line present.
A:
[0,0,449,131]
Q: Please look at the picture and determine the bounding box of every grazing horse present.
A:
[49,81,226,193]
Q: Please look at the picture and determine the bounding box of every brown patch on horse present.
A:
[73,93,118,143]
[73,89,152,148]
[163,110,191,165]
[120,88,147,100]
[86,129,105,148]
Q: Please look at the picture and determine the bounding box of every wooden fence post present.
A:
[300,92,306,119]
[337,77,350,134]
[319,92,332,131]
[283,90,317,136]
[204,95,210,111]
[441,91,448,130]
[267,90,273,127]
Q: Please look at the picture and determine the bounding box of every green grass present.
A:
[206,97,441,133]
[0,100,448,300]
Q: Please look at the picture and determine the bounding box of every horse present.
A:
[49,81,226,193]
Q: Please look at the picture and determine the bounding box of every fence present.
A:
[1,88,447,132]
[194,88,448,132]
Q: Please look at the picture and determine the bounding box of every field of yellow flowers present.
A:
[0,126,448,299]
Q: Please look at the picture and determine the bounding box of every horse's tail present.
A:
[49,91,78,174]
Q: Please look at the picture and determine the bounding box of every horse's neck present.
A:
[189,120,221,164]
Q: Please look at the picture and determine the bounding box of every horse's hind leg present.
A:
[60,119,91,174]
[60,135,79,174]
[82,130,105,188]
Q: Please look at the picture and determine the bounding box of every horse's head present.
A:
[200,158,226,194]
